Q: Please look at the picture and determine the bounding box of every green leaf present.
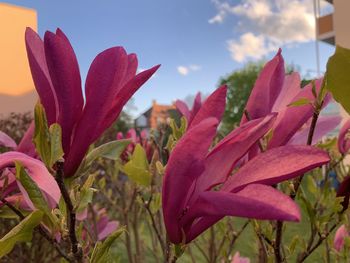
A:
[90,227,125,263]
[49,123,64,167]
[15,162,50,213]
[86,140,130,163]
[15,162,58,230]
[76,174,97,214]
[287,97,311,107]
[123,144,152,186]
[326,45,350,114]
[34,102,51,167]
[74,140,130,177]
[150,193,161,213]
[0,210,43,258]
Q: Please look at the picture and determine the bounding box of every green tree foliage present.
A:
[219,62,264,135]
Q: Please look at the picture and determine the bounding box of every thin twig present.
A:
[140,193,166,255]
[1,198,72,262]
[54,160,82,262]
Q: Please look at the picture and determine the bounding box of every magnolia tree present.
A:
[1,28,350,263]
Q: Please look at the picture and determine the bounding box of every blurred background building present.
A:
[316,0,350,48]
[0,3,37,116]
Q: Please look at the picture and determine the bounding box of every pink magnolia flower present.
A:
[117,128,153,161]
[338,119,350,155]
[232,252,250,263]
[0,151,60,210]
[241,49,335,149]
[334,224,348,252]
[162,90,329,244]
[0,131,17,149]
[25,28,160,177]
[176,85,227,129]
[78,206,119,241]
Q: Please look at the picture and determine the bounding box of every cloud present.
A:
[209,0,330,62]
[227,33,277,62]
[177,64,201,76]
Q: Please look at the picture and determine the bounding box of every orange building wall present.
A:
[0,3,38,115]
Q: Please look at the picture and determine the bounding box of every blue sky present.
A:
[6,0,335,116]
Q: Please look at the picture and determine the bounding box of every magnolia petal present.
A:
[44,29,83,154]
[122,53,138,87]
[175,100,191,122]
[190,114,276,200]
[334,225,348,252]
[64,47,129,177]
[0,131,17,149]
[289,115,341,145]
[190,85,227,129]
[222,145,329,193]
[97,64,160,140]
[268,79,331,148]
[232,252,250,263]
[272,72,301,112]
[186,184,300,224]
[338,119,350,154]
[16,122,37,158]
[183,184,300,243]
[184,216,222,243]
[242,49,284,123]
[0,194,31,211]
[98,221,119,240]
[25,28,57,124]
[0,152,60,205]
[190,92,202,124]
[337,175,350,211]
[162,118,218,244]
[102,64,161,133]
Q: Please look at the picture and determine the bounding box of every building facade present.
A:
[0,3,37,115]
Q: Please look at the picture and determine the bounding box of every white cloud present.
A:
[227,33,277,62]
[177,64,201,76]
[177,66,189,76]
[209,0,330,62]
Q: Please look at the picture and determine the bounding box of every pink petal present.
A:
[63,47,129,177]
[162,118,218,243]
[126,129,137,143]
[242,49,284,123]
[338,119,350,154]
[44,29,84,155]
[232,252,250,263]
[190,92,202,123]
[98,221,119,240]
[175,100,191,122]
[337,176,350,211]
[0,152,60,206]
[334,225,348,252]
[268,78,331,148]
[116,132,124,140]
[190,114,276,199]
[16,122,37,158]
[25,28,58,124]
[222,145,329,193]
[189,85,227,129]
[122,53,138,86]
[183,184,300,242]
[0,131,17,149]
[289,115,341,145]
[102,64,161,133]
[272,72,301,112]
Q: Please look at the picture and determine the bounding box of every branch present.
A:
[54,160,82,262]
[1,198,72,262]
